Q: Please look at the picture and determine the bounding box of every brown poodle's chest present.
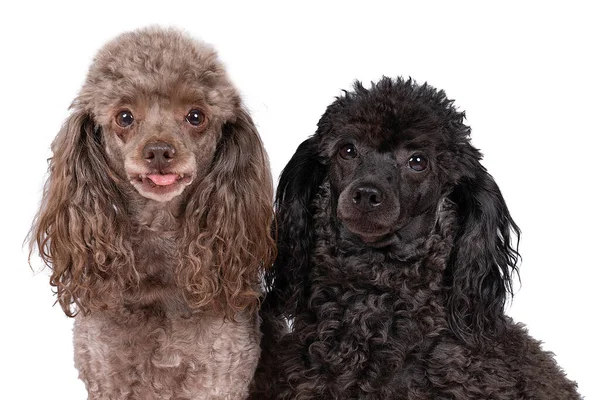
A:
[73,312,260,399]
[133,226,181,275]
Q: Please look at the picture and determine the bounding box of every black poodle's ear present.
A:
[262,136,326,318]
[446,157,521,346]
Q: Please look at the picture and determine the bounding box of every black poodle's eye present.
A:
[339,143,358,160]
[186,109,205,127]
[116,110,134,128]
[408,154,428,171]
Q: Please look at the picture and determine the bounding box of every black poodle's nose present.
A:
[352,185,383,212]
[143,142,175,169]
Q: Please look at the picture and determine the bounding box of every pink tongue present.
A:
[147,174,178,186]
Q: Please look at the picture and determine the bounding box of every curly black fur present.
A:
[252,78,580,399]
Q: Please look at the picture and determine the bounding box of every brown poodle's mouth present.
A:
[128,172,194,201]
[137,173,191,187]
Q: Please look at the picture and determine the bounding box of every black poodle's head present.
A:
[314,78,468,247]
[269,77,520,345]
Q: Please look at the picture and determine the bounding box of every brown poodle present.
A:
[29,27,275,399]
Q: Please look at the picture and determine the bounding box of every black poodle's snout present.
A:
[332,145,403,243]
[143,142,176,170]
[352,184,383,212]
[336,177,400,243]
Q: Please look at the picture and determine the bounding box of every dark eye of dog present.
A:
[186,109,205,126]
[408,154,428,171]
[339,144,358,160]
[116,110,134,128]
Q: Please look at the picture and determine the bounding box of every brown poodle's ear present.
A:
[180,107,275,316]
[446,149,520,346]
[29,108,132,317]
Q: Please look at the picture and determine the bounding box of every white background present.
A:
[1,1,598,398]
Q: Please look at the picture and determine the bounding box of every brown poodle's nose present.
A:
[352,185,383,212]
[143,142,175,170]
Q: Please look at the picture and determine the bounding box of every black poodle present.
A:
[252,78,580,399]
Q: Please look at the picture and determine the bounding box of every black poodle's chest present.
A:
[294,280,444,390]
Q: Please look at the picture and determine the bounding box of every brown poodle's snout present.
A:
[112,102,216,203]
[143,141,176,171]
[123,131,197,203]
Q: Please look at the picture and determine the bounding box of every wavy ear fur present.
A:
[252,136,326,396]
[29,108,133,317]
[446,154,520,346]
[180,107,276,316]
[262,136,327,318]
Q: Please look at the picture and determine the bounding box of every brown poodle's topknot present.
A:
[76,27,238,123]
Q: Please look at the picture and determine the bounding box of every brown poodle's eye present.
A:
[408,154,428,171]
[116,110,134,128]
[186,109,205,127]
[339,144,358,160]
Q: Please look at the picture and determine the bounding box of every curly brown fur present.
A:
[29,27,275,399]
[252,77,580,399]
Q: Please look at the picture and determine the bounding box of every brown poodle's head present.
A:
[77,27,240,202]
[30,27,275,317]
